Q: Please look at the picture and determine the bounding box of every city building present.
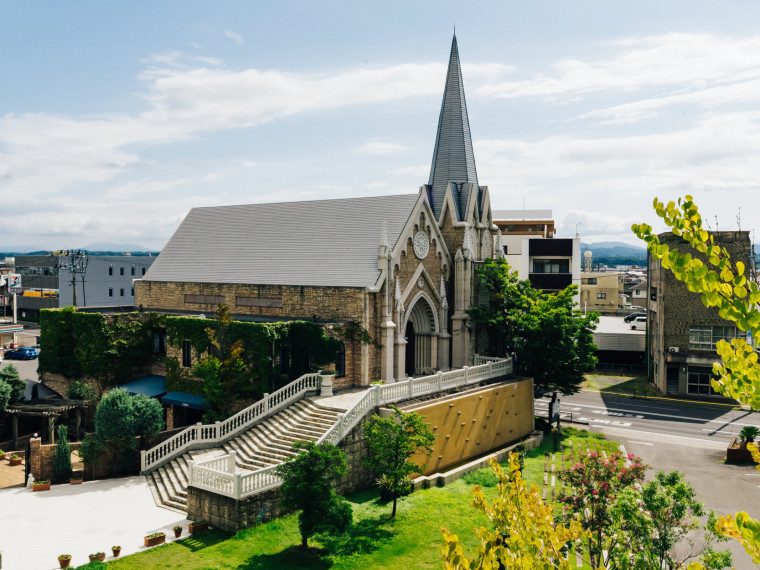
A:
[135,35,501,387]
[492,209,581,304]
[580,272,625,312]
[11,253,155,321]
[648,230,754,396]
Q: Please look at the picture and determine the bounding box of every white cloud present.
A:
[358,141,408,154]
[224,30,244,45]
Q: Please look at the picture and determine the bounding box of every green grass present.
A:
[583,372,660,397]
[103,429,618,569]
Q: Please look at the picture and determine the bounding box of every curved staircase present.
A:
[147,398,342,512]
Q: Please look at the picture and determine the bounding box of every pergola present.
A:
[5,400,87,448]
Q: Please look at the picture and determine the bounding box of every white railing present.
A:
[141,373,322,473]
[190,356,513,499]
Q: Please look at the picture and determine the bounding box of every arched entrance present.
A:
[404,294,438,376]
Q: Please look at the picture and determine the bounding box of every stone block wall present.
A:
[29,437,82,481]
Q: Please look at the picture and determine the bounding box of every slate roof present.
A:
[427,34,479,220]
[143,194,420,288]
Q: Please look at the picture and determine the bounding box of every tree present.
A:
[441,454,586,569]
[611,471,731,569]
[469,258,599,396]
[194,305,249,421]
[363,407,436,517]
[633,195,760,562]
[92,388,165,474]
[53,425,72,482]
[0,380,11,413]
[557,450,647,568]
[276,441,352,549]
[0,364,26,405]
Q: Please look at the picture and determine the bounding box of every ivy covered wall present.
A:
[39,308,341,400]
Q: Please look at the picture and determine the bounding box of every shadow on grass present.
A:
[237,545,333,569]
[173,529,232,552]
[597,376,658,396]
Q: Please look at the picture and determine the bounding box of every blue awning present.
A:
[118,375,167,398]
[161,391,206,411]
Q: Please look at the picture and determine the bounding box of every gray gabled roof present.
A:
[427,34,479,220]
[143,194,420,288]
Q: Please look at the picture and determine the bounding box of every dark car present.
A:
[4,347,39,360]
[624,312,646,323]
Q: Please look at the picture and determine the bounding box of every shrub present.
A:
[462,468,499,488]
[67,380,97,401]
[0,365,25,404]
[53,425,72,482]
[740,426,760,443]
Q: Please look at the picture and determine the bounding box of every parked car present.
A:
[624,312,646,323]
[4,347,39,360]
[630,317,647,330]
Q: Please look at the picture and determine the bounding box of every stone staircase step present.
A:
[275,408,333,434]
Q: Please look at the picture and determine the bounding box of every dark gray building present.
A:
[648,231,754,396]
[13,254,156,320]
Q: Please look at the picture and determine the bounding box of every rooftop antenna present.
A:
[575,222,581,238]
[737,206,742,231]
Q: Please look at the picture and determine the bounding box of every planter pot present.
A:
[189,521,209,535]
[70,478,83,485]
[89,553,106,562]
[726,436,755,463]
[33,482,51,492]
[144,533,166,547]
[112,547,121,557]
[9,457,21,466]
[320,374,334,396]
[58,556,71,569]
[174,528,182,538]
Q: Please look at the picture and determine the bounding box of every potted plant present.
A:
[9,454,21,466]
[173,525,182,538]
[188,519,209,534]
[33,480,51,492]
[727,425,760,463]
[112,545,122,557]
[740,425,760,445]
[58,554,71,568]
[89,552,106,562]
[70,473,84,485]
[0,450,5,461]
[144,531,166,547]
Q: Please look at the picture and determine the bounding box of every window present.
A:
[120,288,124,297]
[502,246,508,255]
[533,259,569,274]
[582,278,597,285]
[131,287,134,296]
[182,341,192,367]
[687,366,718,395]
[131,267,135,276]
[120,267,124,276]
[153,331,166,355]
[142,267,146,276]
[108,287,113,297]
[597,292,607,299]
[108,267,113,276]
[335,342,346,378]
[689,326,738,351]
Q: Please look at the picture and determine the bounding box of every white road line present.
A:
[593,426,728,449]
[702,428,740,436]
[628,441,654,446]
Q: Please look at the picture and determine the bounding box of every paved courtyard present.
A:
[0,476,188,569]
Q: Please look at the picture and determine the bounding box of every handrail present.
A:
[140,372,322,473]
[190,356,513,499]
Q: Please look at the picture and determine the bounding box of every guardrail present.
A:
[189,357,513,500]
[140,373,322,473]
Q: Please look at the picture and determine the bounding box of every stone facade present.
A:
[648,231,753,395]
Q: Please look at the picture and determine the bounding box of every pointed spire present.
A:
[494,228,504,258]
[462,224,473,255]
[395,279,404,313]
[427,34,479,219]
[440,276,448,309]
[379,220,389,258]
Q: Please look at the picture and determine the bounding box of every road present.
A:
[535,389,759,447]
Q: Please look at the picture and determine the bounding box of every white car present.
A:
[630,316,647,330]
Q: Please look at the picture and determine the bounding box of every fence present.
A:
[141,373,322,473]
[189,357,512,500]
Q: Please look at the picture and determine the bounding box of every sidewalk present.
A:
[0,476,188,569]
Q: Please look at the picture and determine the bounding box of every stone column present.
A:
[380,319,396,382]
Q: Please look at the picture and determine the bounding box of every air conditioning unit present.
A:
[668,347,679,353]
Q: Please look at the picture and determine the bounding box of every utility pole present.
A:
[53,250,88,308]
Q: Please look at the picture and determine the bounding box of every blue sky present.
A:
[3,1,760,251]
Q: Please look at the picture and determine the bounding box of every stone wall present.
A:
[28,437,83,481]
[187,412,376,532]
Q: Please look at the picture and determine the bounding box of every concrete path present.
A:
[0,476,188,570]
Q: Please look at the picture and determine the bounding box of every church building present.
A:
[134,35,502,388]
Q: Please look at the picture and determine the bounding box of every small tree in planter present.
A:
[740,426,760,446]
[53,425,72,483]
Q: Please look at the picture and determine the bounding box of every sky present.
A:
[3,1,760,251]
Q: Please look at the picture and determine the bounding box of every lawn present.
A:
[583,371,659,397]
[82,429,619,569]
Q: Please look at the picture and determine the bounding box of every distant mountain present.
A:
[82,241,154,252]
[581,241,647,258]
